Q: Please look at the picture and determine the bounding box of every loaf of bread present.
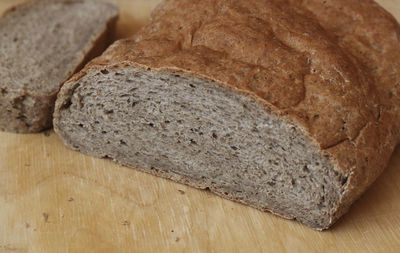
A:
[54,0,400,230]
[0,0,118,133]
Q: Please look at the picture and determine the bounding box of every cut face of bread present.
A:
[55,67,347,228]
[54,0,400,230]
[0,0,118,133]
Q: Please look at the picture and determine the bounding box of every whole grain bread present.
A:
[0,0,118,133]
[53,0,400,230]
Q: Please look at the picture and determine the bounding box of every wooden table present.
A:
[1,0,400,252]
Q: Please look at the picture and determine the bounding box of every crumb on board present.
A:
[121,220,130,226]
[24,222,30,229]
[178,189,185,195]
[0,245,19,251]
[42,213,49,222]
[174,237,180,242]
[68,197,74,202]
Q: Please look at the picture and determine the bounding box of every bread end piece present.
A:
[0,0,119,133]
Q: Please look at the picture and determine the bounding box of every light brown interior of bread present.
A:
[0,0,117,133]
[0,0,116,95]
[56,67,347,229]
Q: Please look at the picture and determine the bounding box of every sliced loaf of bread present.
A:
[54,0,400,230]
[0,0,118,133]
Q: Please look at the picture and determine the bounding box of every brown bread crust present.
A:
[55,0,400,229]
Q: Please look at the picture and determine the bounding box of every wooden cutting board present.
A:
[1,0,400,252]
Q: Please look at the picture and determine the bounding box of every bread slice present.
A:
[53,0,400,230]
[0,0,118,133]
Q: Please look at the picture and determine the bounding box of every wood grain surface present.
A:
[1,0,400,252]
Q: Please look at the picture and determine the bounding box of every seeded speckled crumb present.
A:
[0,0,118,133]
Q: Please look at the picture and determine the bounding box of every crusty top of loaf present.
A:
[67,0,400,219]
